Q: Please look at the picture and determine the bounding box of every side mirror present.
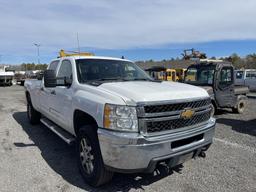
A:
[44,70,56,87]
[37,72,44,80]
[64,77,72,87]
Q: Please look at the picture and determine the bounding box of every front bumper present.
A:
[98,118,216,173]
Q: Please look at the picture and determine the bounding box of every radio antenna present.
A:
[77,32,81,53]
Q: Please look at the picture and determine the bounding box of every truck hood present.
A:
[98,81,209,104]
[199,86,214,95]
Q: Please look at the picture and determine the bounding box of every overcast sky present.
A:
[1,0,256,64]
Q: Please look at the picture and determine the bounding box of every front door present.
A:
[215,66,236,107]
[50,60,73,132]
[39,60,60,119]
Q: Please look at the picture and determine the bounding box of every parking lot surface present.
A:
[0,86,255,192]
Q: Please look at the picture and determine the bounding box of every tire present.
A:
[232,99,246,114]
[77,125,113,187]
[27,96,41,125]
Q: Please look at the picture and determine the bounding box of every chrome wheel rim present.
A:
[80,138,94,174]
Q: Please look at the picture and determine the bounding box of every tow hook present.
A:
[198,151,206,158]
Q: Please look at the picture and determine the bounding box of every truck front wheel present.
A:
[27,97,41,125]
[77,125,113,187]
[232,99,246,114]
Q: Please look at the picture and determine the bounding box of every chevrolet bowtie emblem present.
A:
[180,108,195,119]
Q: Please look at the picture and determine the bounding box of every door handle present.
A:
[50,90,56,95]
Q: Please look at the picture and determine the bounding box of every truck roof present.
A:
[55,49,133,63]
[56,55,132,63]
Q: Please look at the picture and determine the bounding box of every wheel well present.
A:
[73,110,98,136]
[211,99,217,109]
[237,94,247,101]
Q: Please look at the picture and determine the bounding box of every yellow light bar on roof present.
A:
[59,49,95,58]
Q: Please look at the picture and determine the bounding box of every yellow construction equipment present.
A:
[59,49,94,58]
[185,68,196,81]
[175,68,187,82]
[145,67,176,81]
[166,69,176,81]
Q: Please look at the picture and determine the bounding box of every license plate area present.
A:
[171,134,204,149]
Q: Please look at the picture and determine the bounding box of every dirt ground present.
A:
[0,85,255,192]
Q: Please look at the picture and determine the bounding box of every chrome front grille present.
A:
[146,110,211,133]
[137,98,212,135]
[144,98,211,114]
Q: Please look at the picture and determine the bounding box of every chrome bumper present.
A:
[98,118,216,173]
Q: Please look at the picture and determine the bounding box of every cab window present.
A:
[219,67,233,86]
[57,60,72,85]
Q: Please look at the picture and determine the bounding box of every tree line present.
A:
[7,63,49,71]
[221,53,256,69]
[20,63,48,71]
[136,53,256,69]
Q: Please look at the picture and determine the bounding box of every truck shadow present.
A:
[214,108,234,115]
[217,118,256,137]
[12,112,181,191]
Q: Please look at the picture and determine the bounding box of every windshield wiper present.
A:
[124,78,152,81]
[96,77,124,81]
[92,77,156,82]
[96,77,151,81]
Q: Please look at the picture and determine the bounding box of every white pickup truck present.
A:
[25,54,216,187]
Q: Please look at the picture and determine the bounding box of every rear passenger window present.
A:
[49,61,59,71]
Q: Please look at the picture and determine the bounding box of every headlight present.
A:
[104,104,138,132]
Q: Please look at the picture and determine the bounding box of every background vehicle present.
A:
[25,51,215,187]
[175,68,187,82]
[234,69,256,91]
[15,70,44,86]
[166,69,176,81]
[184,60,249,114]
[0,66,14,86]
[182,49,207,60]
[15,72,26,85]
[145,66,176,81]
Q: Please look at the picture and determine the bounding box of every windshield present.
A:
[76,59,152,84]
[185,66,215,85]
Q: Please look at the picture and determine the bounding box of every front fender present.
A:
[72,88,126,128]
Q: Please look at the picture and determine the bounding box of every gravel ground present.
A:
[0,85,255,192]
